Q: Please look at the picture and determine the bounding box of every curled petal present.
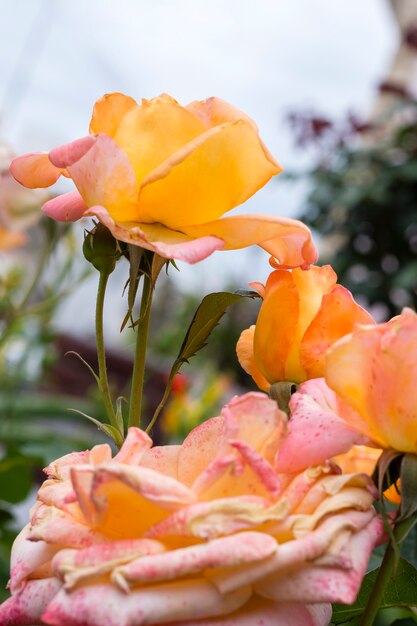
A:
[52,538,165,590]
[145,496,283,540]
[254,513,384,604]
[42,190,87,222]
[112,532,277,590]
[210,508,375,594]
[183,214,318,270]
[9,153,63,189]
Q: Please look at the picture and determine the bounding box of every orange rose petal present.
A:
[301,285,375,379]
[85,205,225,263]
[10,152,64,189]
[282,266,337,381]
[138,120,281,229]
[114,95,206,186]
[183,214,318,269]
[325,327,392,447]
[89,92,138,136]
[186,97,258,129]
[236,326,270,392]
[253,270,299,383]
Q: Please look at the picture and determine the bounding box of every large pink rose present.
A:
[0,393,382,626]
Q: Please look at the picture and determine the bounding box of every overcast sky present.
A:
[0,0,397,339]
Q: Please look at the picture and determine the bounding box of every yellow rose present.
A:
[10,93,317,266]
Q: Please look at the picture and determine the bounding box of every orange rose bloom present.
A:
[237,264,374,389]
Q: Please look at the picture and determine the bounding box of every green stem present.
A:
[95,270,118,430]
[0,237,51,348]
[128,271,153,428]
[146,366,179,434]
[359,515,417,626]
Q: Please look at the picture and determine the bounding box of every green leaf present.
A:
[0,456,40,503]
[174,291,256,366]
[67,409,123,447]
[332,558,417,624]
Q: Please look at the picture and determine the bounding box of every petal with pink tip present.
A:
[0,577,61,626]
[49,134,140,222]
[275,378,370,474]
[42,190,87,222]
[9,525,58,594]
[221,392,286,459]
[42,579,251,626]
[112,427,152,465]
[182,214,318,269]
[85,205,225,263]
[9,153,63,189]
[112,532,277,590]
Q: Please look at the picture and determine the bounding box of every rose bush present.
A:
[10,93,317,266]
[237,264,373,390]
[0,393,382,626]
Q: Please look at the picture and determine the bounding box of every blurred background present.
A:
[1,1,417,621]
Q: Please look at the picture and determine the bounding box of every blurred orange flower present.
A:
[325,307,417,454]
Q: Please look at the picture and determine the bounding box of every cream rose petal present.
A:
[41,579,252,626]
[0,577,61,626]
[112,531,277,590]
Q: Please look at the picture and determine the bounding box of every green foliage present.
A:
[175,291,259,366]
[294,104,417,317]
[332,558,417,624]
